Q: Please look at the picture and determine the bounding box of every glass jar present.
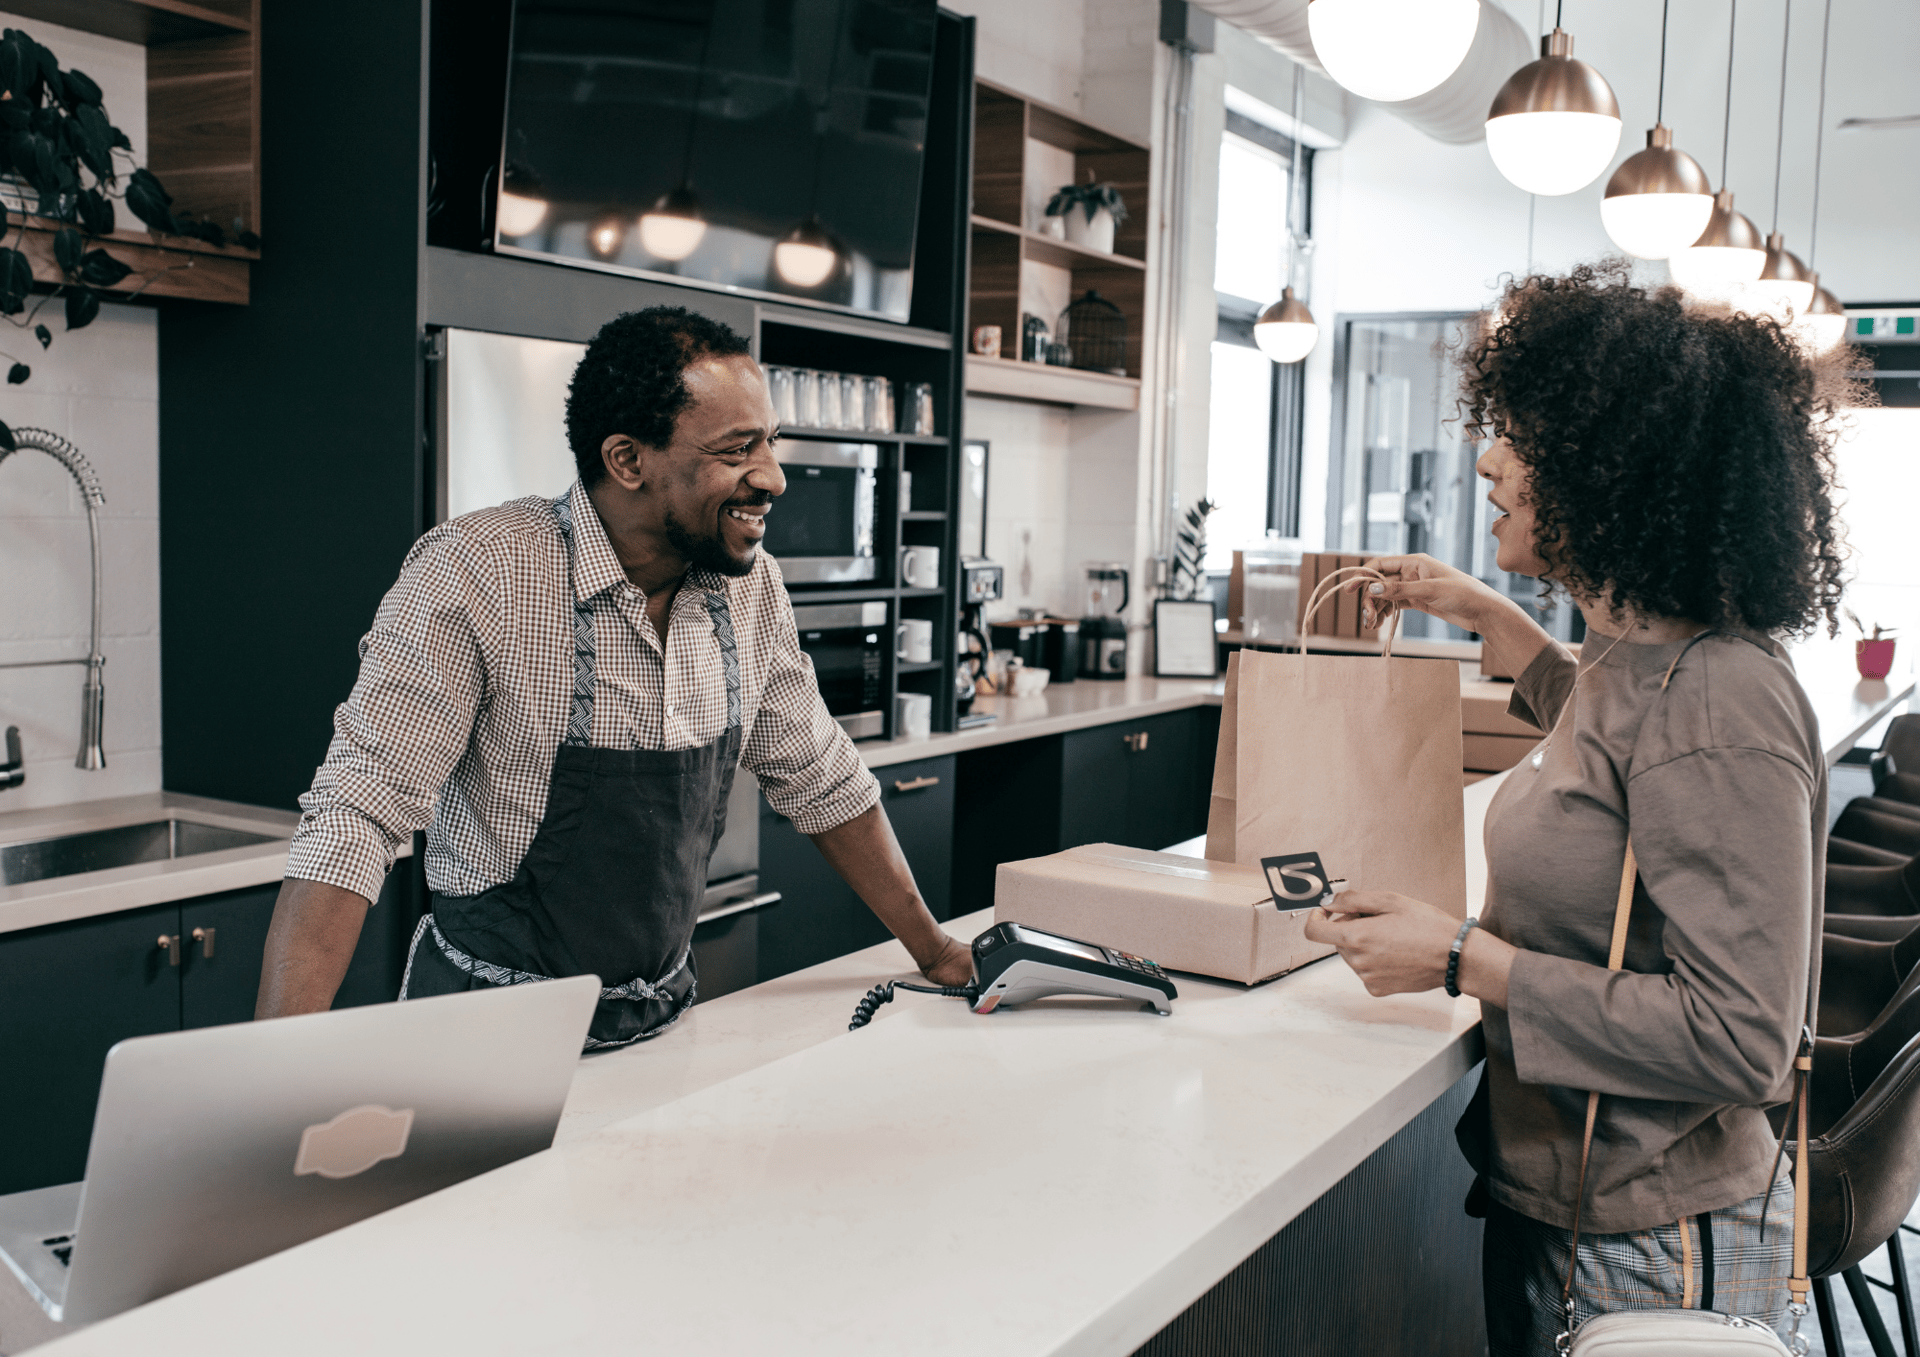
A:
[839,373,864,431]
[815,369,842,430]
[763,365,796,426]
[791,368,820,428]
[865,375,893,433]
[1241,536,1303,646]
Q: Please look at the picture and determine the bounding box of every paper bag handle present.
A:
[1299,565,1402,659]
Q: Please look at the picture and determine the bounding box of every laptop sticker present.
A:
[294,1104,415,1179]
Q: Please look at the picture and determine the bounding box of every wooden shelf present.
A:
[1,0,248,44]
[964,355,1140,410]
[14,216,254,305]
[969,215,1145,272]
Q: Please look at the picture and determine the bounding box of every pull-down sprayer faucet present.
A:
[0,428,107,776]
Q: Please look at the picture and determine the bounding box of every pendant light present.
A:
[1485,6,1621,196]
[1255,65,1318,364]
[637,15,714,263]
[496,164,549,239]
[1791,0,1846,352]
[1745,1,1814,317]
[1600,0,1714,259]
[586,210,627,261]
[772,3,845,290]
[1669,1,1767,300]
[1306,0,1480,105]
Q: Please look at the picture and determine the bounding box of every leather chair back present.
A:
[1817,924,1920,1038]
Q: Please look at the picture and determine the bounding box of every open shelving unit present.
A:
[965,77,1150,408]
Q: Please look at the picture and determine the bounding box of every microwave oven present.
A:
[792,600,888,740]
[762,441,878,584]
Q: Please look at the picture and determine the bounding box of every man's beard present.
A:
[664,504,758,578]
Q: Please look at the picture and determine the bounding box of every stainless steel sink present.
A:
[0,819,280,886]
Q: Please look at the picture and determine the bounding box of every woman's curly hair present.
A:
[1458,260,1859,638]
[565,306,752,485]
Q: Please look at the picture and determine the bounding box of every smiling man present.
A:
[256,307,972,1045]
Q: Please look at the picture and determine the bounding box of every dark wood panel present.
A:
[1075,147,1151,263]
[971,87,1026,226]
[0,0,247,44]
[968,226,1020,355]
[0,903,183,1194]
[149,31,257,232]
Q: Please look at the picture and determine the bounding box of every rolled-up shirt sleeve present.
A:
[741,587,880,836]
[1507,640,1578,733]
[285,528,503,904]
[1505,746,1815,1105]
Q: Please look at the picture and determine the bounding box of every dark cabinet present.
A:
[756,754,956,984]
[0,867,419,1195]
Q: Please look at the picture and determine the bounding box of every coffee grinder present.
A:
[1078,562,1130,680]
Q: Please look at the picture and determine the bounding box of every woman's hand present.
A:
[1345,554,1505,634]
[1303,890,1513,1006]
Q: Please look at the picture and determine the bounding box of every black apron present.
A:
[398,492,744,1050]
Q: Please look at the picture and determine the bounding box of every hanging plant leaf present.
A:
[7,362,27,384]
[53,225,82,272]
[33,322,50,348]
[61,66,99,107]
[0,419,14,452]
[76,186,112,235]
[65,285,97,330]
[78,247,130,287]
[108,124,129,151]
[124,166,173,233]
[69,104,110,178]
[0,96,27,133]
[0,35,25,102]
[0,246,30,313]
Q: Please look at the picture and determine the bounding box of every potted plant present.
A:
[1846,610,1899,680]
[0,26,242,449]
[1045,176,1128,254]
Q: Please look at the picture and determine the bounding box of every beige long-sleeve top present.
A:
[1463,630,1825,1234]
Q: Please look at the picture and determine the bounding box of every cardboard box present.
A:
[994,843,1337,986]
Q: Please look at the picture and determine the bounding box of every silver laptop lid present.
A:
[56,976,596,1323]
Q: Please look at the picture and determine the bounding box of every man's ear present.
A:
[599,434,652,491]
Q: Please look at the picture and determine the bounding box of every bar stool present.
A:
[1836,839,1917,868]
[1868,718,1920,807]
[1786,985,1920,1357]
[1833,803,1920,859]
[1819,924,1920,1040]
[1827,857,1920,942]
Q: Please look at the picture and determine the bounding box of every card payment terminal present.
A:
[969,922,1176,1014]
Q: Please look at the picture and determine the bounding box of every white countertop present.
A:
[34,903,1481,1357]
[859,676,1224,769]
[0,793,320,937]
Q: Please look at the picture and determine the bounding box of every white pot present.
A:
[1063,206,1115,254]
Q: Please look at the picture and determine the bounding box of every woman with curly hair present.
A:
[1303,262,1850,1354]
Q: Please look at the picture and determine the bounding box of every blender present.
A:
[1077,562,1130,680]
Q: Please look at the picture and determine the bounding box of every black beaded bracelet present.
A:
[1445,916,1480,998]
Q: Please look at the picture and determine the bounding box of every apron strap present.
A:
[702,589,743,731]
[552,491,598,748]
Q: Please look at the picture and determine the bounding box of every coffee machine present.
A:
[1078,562,1129,680]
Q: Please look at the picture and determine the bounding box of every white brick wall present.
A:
[0,15,159,811]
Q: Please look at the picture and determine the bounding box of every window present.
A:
[1204,108,1311,571]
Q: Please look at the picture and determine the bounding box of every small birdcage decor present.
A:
[1059,290,1127,376]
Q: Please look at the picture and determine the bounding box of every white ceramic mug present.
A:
[900,545,941,589]
[895,691,932,739]
[896,618,933,664]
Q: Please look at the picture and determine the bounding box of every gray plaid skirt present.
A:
[1483,1167,1795,1356]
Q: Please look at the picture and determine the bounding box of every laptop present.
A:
[0,976,598,1324]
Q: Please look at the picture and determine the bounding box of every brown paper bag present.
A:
[1205,570,1467,915]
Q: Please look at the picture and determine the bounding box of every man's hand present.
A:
[1303,889,1513,1007]
[920,934,975,987]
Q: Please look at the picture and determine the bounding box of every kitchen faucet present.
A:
[0,428,107,778]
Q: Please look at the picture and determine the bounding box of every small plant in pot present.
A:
[1044,176,1128,255]
[0,26,248,448]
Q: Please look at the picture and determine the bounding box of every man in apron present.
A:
[255,307,973,1045]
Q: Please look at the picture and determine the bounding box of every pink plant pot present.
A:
[1857,638,1896,680]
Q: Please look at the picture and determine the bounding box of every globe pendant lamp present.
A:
[1307,0,1480,104]
[773,217,840,288]
[1747,231,1816,317]
[1668,188,1767,300]
[1486,26,1622,196]
[496,165,549,239]
[638,185,707,262]
[1791,275,1845,353]
[1255,288,1319,363]
[1601,125,1714,259]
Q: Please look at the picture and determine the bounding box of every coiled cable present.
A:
[848,980,976,1030]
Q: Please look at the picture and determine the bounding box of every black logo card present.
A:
[1260,852,1332,908]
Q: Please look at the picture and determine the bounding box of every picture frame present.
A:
[1153,598,1218,678]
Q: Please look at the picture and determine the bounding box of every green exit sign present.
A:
[1851,310,1919,339]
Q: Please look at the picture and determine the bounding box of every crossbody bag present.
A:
[1554,840,1814,1356]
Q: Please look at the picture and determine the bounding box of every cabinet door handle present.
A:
[192,926,216,959]
[156,933,181,966]
[892,775,940,793]
[1122,731,1150,753]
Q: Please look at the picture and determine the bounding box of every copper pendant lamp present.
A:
[1600,0,1714,259]
[1486,15,1622,197]
[1254,65,1318,364]
[1669,0,1768,299]
[1746,0,1814,316]
[1789,0,1846,351]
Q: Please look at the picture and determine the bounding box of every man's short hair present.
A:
[564,306,753,486]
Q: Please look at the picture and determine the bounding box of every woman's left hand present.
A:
[1302,890,1465,996]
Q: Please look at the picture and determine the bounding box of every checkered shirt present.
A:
[286,481,880,905]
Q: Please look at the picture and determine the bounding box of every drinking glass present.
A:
[816,369,842,430]
[865,376,892,433]
[839,373,864,431]
[764,366,796,426]
[792,368,820,428]
[904,382,935,435]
